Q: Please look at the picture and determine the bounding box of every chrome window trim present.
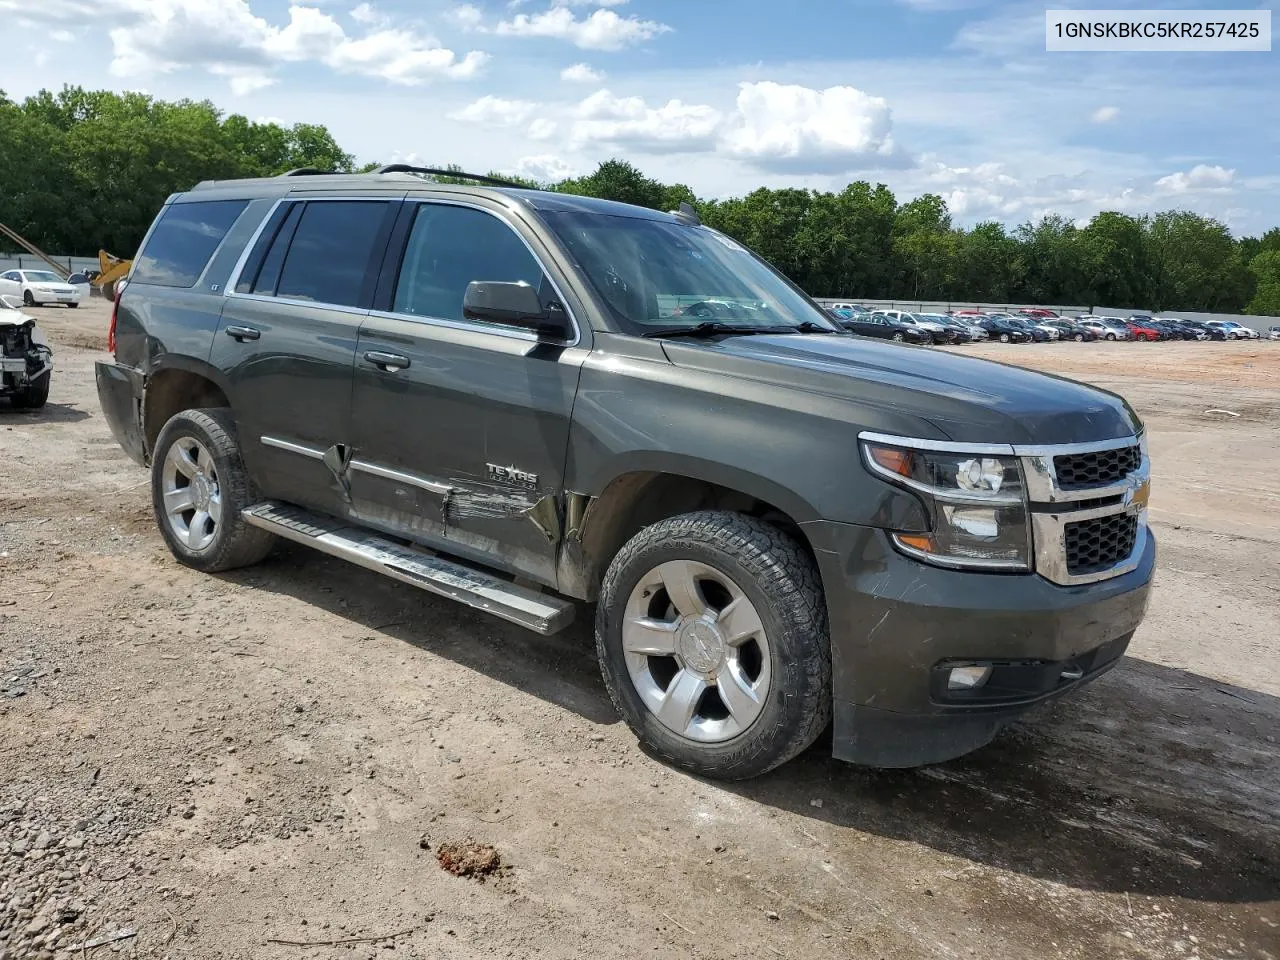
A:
[224,195,582,348]
[224,195,402,302]
[347,459,453,498]
[261,436,325,460]
[225,196,287,295]
[227,291,373,318]
[375,197,582,348]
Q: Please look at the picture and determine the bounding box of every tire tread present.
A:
[595,511,831,780]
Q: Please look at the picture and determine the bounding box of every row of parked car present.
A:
[825,304,1277,345]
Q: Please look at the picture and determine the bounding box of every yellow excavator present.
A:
[0,220,131,300]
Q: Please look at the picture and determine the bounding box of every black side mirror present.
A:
[463,281,571,340]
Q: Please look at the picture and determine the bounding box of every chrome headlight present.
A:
[862,439,1031,571]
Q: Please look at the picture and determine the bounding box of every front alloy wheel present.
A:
[622,560,771,742]
[596,511,831,779]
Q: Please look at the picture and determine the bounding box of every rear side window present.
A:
[392,204,544,324]
[274,201,388,307]
[132,200,248,287]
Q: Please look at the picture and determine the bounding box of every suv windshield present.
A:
[539,211,838,335]
[24,271,62,284]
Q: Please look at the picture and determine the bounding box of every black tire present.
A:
[999,332,1010,343]
[1106,333,1116,341]
[67,302,79,309]
[595,511,831,780]
[10,373,50,410]
[22,290,34,307]
[151,408,275,573]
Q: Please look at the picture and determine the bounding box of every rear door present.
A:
[212,196,401,515]
[345,197,590,587]
[0,272,21,299]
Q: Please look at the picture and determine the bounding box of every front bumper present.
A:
[95,361,147,466]
[801,521,1155,767]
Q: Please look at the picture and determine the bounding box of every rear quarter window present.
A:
[132,200,249,288]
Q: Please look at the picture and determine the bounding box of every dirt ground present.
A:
[2,299,1277,960]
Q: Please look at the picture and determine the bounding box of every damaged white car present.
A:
[1,294,52,409]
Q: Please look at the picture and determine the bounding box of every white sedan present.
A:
[0,269,84,308]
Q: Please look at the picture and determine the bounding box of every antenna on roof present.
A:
[374,165,525,188]
[669,201,701,225]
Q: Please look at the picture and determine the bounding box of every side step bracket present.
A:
[242,502,575,635]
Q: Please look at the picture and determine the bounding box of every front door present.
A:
[346,199,590,588]
[211,197,400,515]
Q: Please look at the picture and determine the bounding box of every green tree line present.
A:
[3,88,1278,315]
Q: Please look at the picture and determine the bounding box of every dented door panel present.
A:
[346,314,587,587]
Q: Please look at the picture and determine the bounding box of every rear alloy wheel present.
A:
[596,511,830,780]
[151,408,275,572]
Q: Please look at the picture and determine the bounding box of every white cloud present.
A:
[1092,105,1120,124]
[49,28,76,42]
[1154,164,1235,194]
[448,3,483,29]
[450,95,537,127]
[560,62,604,83]
[515,154,579,182]
[571,89,722,153]
[495,7,670,50]
[349,3,380,25]
[528,117,559,140]
[720,82,904,172]
[9,0,491,92]
[0,0,103,26]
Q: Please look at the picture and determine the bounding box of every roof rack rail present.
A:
[280,167,333,177]
[375,164,524,188]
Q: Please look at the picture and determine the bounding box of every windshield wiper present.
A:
[640,321,788,339]
[791,320,842,334]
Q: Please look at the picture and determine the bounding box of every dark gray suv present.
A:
[96,168,1155,778]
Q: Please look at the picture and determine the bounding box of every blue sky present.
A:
[1,0,1277,233]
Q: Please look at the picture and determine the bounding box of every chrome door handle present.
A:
[363,351,410,372]
[225,325,261,342]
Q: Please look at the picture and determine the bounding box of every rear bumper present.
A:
[801,521,1155,767]
[95,361,147,466]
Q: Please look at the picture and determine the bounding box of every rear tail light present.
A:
[106,282,125,355]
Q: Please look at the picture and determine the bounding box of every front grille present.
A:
[1054,445,1140,489]
[1064,514,1138,575]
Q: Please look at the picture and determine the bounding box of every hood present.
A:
[660,334,1141,445]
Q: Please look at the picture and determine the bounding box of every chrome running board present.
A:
[242,501,575,635]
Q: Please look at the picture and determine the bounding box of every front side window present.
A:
[132,200,248,288]
[274,201,389,307]
[393,204,544,324]
[539,211,838,335]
